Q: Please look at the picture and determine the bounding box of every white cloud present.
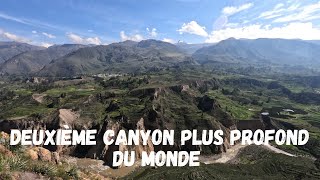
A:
[40,42,54,48]
[67,33,83,43]
[32,30,37,34]
[213,15,228,30]
[177,21,208,37]
[0,12,33,26]
[67,33,101,45]
[205,22,320,43]
[162,38,175,43]
[225,23,239,28]
[86,37,101,45]
[146,28,157,38]
[273,1,320,22]
[0,12,65,31]
[242,20,249,24]
[259,3,286,19]
[42,32,56,39]
[0,29,30,43]
[274,3,285,9]
[258,3,300,20]
[258,1,320,22]
[214,3,254,30]
[120,31,144,41]
[222,3,254,16]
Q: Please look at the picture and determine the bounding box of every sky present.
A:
[1,0,320,47]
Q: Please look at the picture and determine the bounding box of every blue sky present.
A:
[1,0,320,47]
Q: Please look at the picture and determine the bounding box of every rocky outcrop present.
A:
[170,85,190,93]
[0,80,238,168]
[129,87,159,98]
[0,117,46,135]
[0,131,10,139]
[57,109,80,128]
[31,93,47,103]
[0,131,60,163]
[25,147,60,163]
[237,120,265,131]
[50,109,82,154]
[198,95,216,112]
[0,132,13,157]
[198,95,235,128]
[84,117,154,168]
[135,118,154,159]
[0,144,13,157]
[0,109,82,154]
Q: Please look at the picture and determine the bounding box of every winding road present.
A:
[200,143,296,164]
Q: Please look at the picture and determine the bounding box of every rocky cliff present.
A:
[0,80,237,167]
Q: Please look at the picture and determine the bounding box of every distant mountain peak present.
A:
[0,44,87,75]
[0,41,44,63]
[37,39,194,77]
[192,38,320,66]
[137,39,174,47]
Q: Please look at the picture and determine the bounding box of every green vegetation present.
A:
[44,85,96,96]
[206,89,257,120]
[125,146,320,180]
[0,153,79,180]
[1,66,320,178]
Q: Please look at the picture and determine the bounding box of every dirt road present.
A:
[199,143,296,164]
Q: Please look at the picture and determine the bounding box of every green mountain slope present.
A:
[38,40,195,77]
[0,44,86,75]
[193,38,320,67]
[0,41,44,63]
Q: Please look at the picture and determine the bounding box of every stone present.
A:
[0,131,10,140]
[26,148,38,160]
[37,147,52,162]
[0,144,13,157]
[52,152,61,164]
[26,147,52,162]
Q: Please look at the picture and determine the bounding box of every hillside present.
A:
[192,38,320,67]
[176,42,214,54]
[1,39,320,77]
[38,39,195,77]
[0,44,86,75]
[0,41,44,63]
[1,68,320,179]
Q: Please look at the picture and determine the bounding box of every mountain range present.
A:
[176,42,214,54]
[0,44,86,75]
[1,38,320,76]
[38,39,194,76]
[192,38,320,66]
[0,42,44,64]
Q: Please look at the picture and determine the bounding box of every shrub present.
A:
[29,162,57,177]
[0,157,3,172]
[66,166,79,179]
[0,172,11,180]
[7,156,27,171]
[0,154,27,172]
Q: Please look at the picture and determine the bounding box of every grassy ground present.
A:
[124,146,320,180]
[1,70,320,179]
[206,90,257,120]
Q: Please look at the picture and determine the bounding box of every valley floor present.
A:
[1,69,320,179]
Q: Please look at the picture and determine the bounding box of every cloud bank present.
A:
[67,33,101,45]
[177,21,208,37]
[120,31,144,41]
[0,29,30,43]
[222,3,253,16]
[205,22,320,43]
